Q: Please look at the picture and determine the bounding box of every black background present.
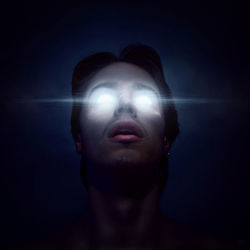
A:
[2,1,250,249]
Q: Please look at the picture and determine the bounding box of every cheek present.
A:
[87,102,115,123]
[136,100,165,139]
[139,111,165,140]
[79,108,111,147]
[79,101,118,148]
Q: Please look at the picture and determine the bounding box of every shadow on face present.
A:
[75,63,169,195]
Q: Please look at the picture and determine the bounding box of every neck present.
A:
[85,184,165,250]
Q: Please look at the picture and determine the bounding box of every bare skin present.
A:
[10,63,244,250]
[85,184,166,250]
[13,211,242,250]
[73,63,170,249]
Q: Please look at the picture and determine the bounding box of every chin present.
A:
[102,150,152,174]
[114,149,144,163]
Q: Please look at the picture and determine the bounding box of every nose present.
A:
[114,99,137,118]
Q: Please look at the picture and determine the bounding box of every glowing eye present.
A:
[89,88,117,110]
[134,95,153,106]
[96,94,116,104]
[133,90,157,110]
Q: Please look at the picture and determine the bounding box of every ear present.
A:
[74,134,83,154]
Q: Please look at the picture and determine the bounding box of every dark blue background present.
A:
[2,1,250,248]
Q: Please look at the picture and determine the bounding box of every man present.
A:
[69,44,178,250]
[14,44,243,249]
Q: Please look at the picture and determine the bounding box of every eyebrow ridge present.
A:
[88,81,159,96]
[88,82,116,94]
[134,82,159,95]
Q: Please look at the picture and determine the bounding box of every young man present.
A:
[15,45,242,250]
[70,44,178,249]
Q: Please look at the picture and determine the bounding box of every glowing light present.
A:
[14,96,231,106]
[133,90,158,111]
[96,93,115,104]
[134,95,153,106]
[88,88,117,110]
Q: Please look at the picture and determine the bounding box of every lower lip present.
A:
[111,134,141,143]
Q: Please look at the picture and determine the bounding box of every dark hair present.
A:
[71,44,179,193]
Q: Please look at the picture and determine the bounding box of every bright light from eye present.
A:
[134,95,153,106]
[133,90,157,111]
[96,94,115,104]
[88,88,117,110]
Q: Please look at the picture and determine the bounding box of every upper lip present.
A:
[108,120,144,138]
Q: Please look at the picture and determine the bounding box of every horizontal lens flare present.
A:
[13,97,233,105]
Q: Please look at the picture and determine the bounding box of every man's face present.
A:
[76,62,168,186]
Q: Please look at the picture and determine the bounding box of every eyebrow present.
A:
[89,82,117,95]
[134,82,159,95]
[89,81,159,96]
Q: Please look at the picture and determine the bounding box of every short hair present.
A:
[71,44,179,193]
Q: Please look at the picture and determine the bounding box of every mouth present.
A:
[108,120,143,143]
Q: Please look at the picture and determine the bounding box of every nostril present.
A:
[117,106,124,113]
[127,106,134,113]
[115,103,137,117]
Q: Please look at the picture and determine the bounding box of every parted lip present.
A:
[108,120,144,138]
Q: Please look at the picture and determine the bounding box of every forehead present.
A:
[87,62,159,91]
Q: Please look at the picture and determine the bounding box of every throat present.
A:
[87,185,163,249]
